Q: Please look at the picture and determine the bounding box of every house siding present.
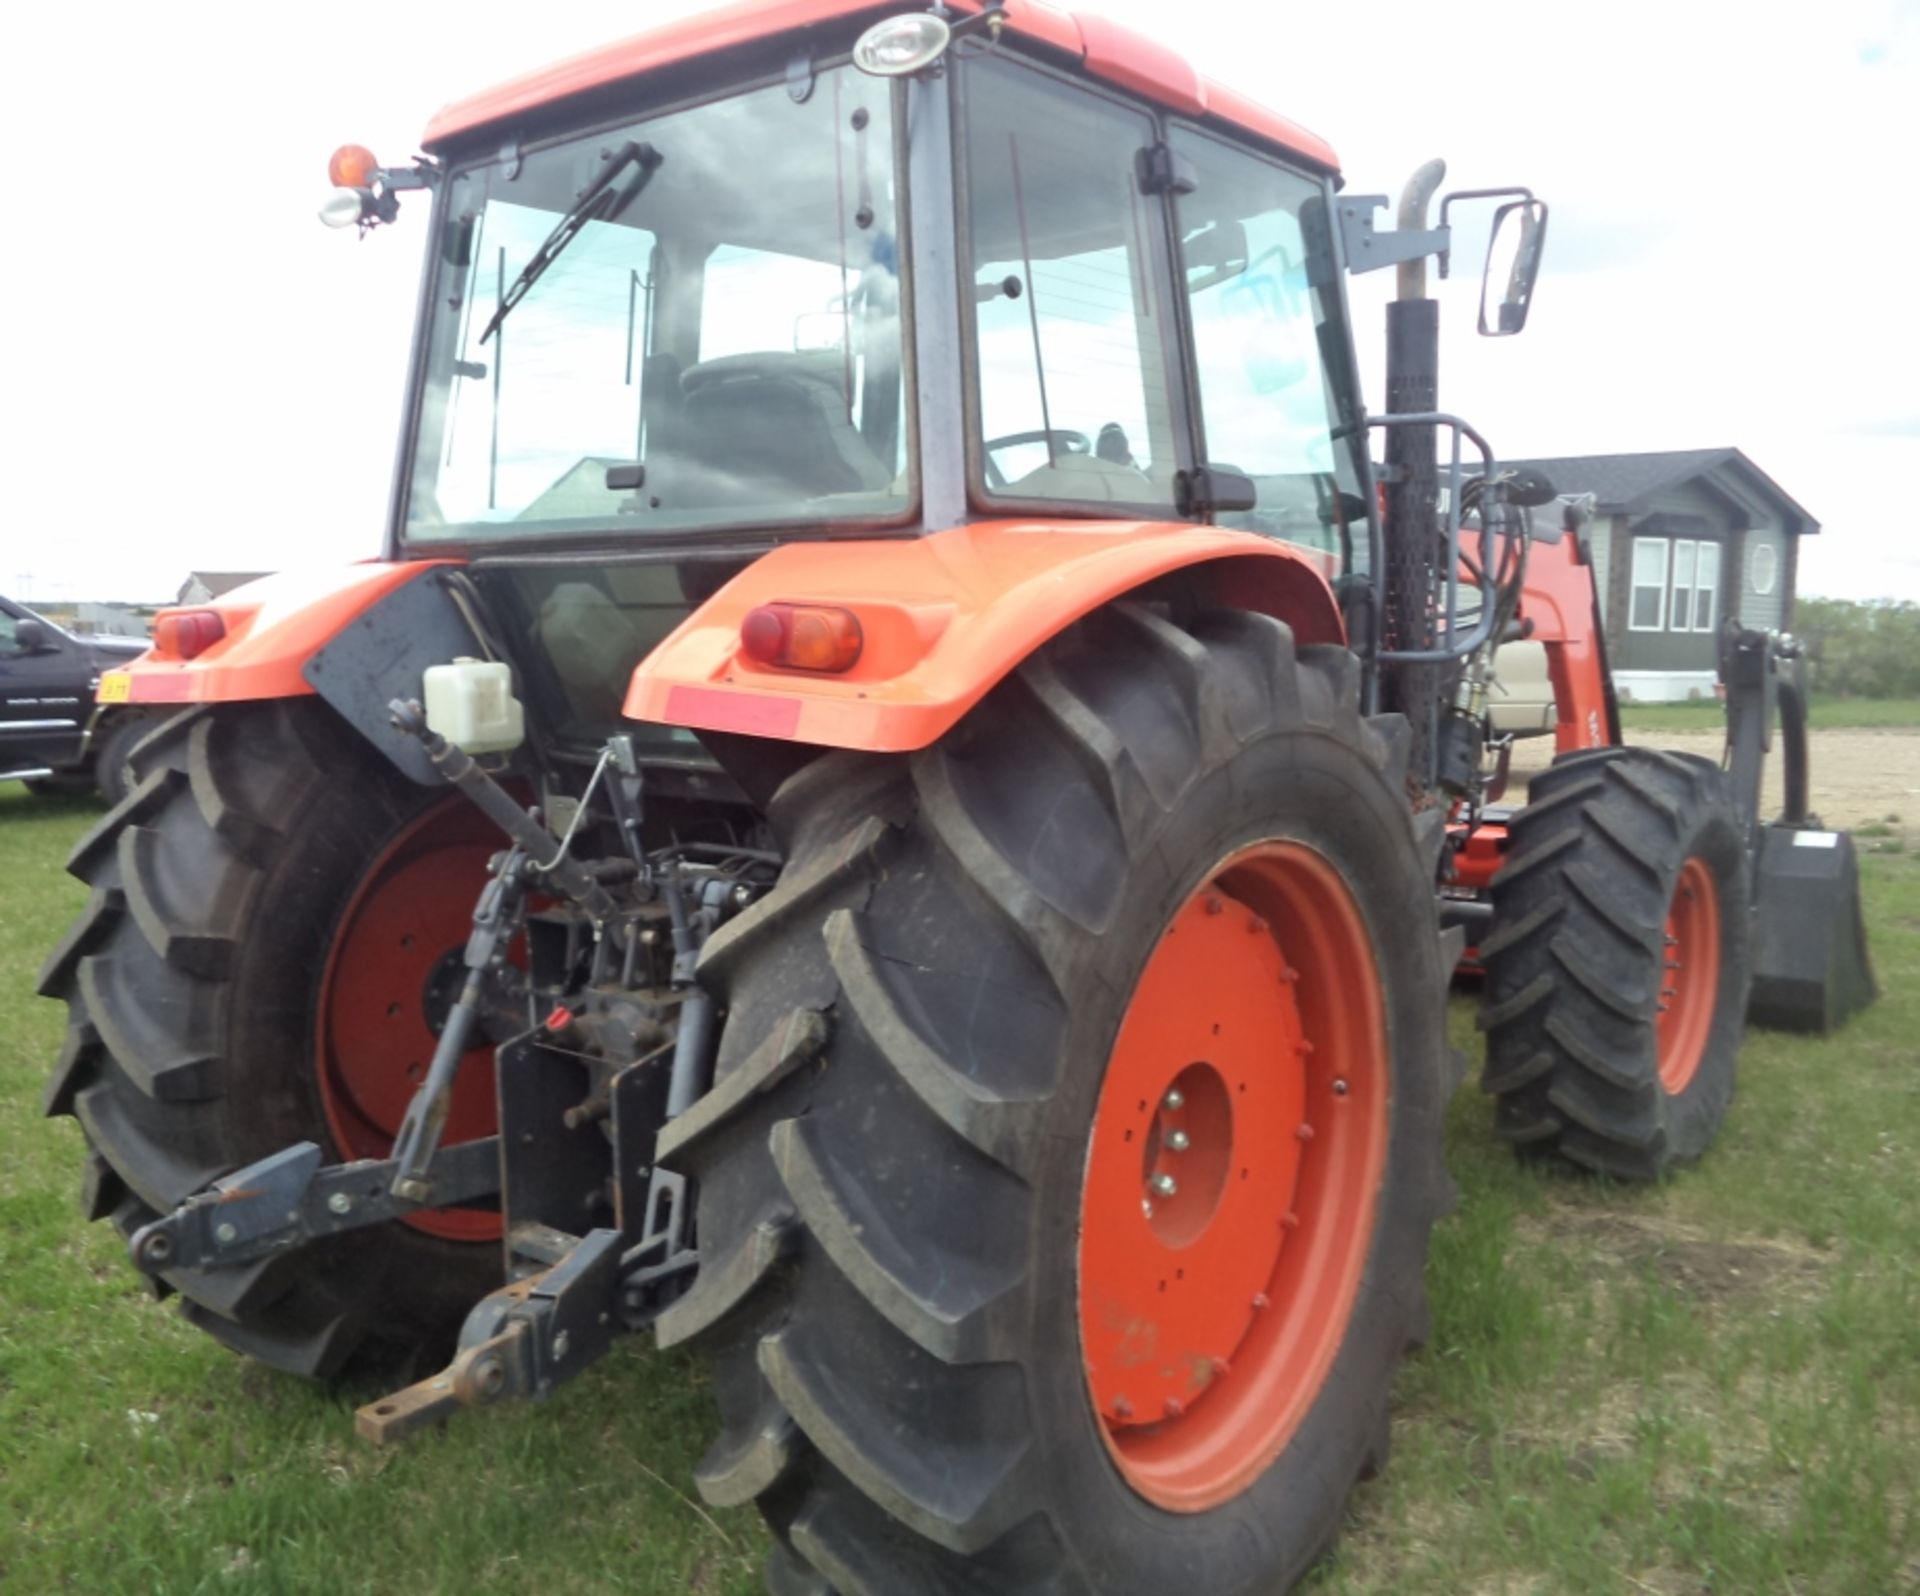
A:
[1613,489,1726,677]
[1586,515,1614,631]
[1605,517,1632,645]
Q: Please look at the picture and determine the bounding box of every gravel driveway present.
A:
[1506,727,1920,844]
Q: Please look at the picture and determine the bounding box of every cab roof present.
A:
[422,0,1340,174]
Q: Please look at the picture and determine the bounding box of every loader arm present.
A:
[1507,529,1619,756]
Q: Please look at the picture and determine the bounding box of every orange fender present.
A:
[101,563,457,706]
[624,520,1345,752]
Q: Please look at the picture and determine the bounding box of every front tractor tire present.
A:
[1478,748,1752,1179]
[40,702,501,1378]
[665,605,1456,1595]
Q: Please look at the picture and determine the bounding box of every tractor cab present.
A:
[323,1,1495,769]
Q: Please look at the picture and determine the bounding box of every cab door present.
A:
[0,602,88,776]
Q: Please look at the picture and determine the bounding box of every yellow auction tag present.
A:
[97,672,133,704]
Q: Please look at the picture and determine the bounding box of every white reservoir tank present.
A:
[422,656,525,755]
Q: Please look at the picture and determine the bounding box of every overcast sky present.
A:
[4,0,1915,605]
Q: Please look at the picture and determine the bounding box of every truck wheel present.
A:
[664,604,1454,1595]
[40,701,502,1378]
[92,713,156,807]
[1478,748,1752,1179]
[24,775,95,799]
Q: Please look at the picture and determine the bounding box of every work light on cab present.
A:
[317,143,435,232]
[740,604,863,673]
[852,13,952,75]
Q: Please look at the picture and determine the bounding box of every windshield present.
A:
[406,67,908,544]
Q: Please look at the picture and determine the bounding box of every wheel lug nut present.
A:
[1151,1173,1178,1197]
[1113,1395,1133,1419]
[1296,1123,1315,1142]
[1164,1088,1185,1110]
[1332,1078,1348,1097]
[1164,1397,1185,1418]
[1251,1292,1270,1310]
[1166,1130,1191,1152]
[1141,1198,1155,1219]
[1204,896,1225,916]
[1210,1356,1231,1378]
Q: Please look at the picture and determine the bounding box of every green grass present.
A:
[1619,695,1920,733]
[4,782,1917,1593]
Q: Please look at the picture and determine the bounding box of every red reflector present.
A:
[739,603,863,673]
[153,609,227,660]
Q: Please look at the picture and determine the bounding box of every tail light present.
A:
[153,609,227,660]
[740,604,863,673]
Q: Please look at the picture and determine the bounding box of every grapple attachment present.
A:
[1748,822,1878,1034]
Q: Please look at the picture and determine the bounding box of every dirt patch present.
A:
[1519,1209,1831,1310]
[1508,727,1920,847]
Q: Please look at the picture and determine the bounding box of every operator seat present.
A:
[675,352,892,505]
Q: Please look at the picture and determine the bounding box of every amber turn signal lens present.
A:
[327,143,380,188]
[739,603,863,673]
[152,609,227,660]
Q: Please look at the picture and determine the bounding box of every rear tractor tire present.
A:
[40,701,503,1378]
[1478,748,1752,1179]
[667,604,1456,1595]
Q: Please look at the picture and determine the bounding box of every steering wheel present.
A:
[983,428,1092,489]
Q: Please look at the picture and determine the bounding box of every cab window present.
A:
[962,58,1181,511]
[1169,130,1363,556]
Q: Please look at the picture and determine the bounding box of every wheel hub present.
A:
[1655,855,1721,1093]
[316,799,512,1243]
[1078,842,1389,1512]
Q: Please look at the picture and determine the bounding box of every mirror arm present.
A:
[1435,185,1537,278]
[1335,195,1449,279]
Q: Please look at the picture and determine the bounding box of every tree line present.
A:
[1792,598,1920,698]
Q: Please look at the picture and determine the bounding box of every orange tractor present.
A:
[43,2,1873,1590]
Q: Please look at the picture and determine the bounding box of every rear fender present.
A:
[624,520,1345,752]
[103,563,460,706]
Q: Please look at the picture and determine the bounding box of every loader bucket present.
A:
[1747,823,1878,1034]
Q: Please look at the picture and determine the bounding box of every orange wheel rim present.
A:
[1077,841,1389,1512]
[1655,856,1720,1094]
[315,799,506,1243]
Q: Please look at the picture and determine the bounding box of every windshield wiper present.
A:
[477,140,663,346]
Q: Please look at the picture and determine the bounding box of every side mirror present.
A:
[14,618,48,652]
[1479,199,1548,336]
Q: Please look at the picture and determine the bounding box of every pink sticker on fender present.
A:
[662,685,803,739]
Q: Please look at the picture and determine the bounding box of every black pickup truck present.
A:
[1,597,153,802]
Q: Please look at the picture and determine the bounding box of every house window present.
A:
[1630,537,1669,631]
[1670,540,1697,634]
[1692,542,1720,631]
[1750,541,1778,596]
